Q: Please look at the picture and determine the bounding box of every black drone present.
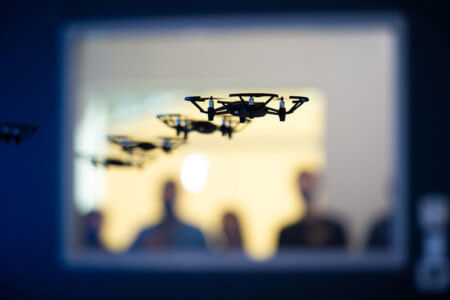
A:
[0,123,38,145]
[76,154,150,169]
[157,114,251,139]
[185,93,309,123]
[108,135,185,154]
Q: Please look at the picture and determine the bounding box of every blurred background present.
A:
[1,0,449,299]
[68,23,395,261]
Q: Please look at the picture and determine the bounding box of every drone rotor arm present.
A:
[286,100,307,114]
[265,107,280,114]
[156,115,177,128]
[263,95,277,106]
[122,144,137,153]
[214,110,229,116]
[185,98,208,113]
[214,105,228,112]
[217,100,235,105]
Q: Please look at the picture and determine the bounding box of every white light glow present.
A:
[180,152,210,193]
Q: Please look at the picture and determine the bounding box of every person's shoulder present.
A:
[179,222,204,236]
[136,225,160,237]
[372,215,391,232]
[319,216,345,230]
[281,222,303,235]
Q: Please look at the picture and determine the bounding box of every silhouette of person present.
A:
[129,180,206,251]
[367,215,392,249]
[222,212,243,251]
[279,171,347,248]
[367,184,395,249]
[82,210,105,251]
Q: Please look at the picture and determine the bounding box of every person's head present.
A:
[298,171,318,211]
[85,210,103,232]
[162,180,177,219]
[84,211,103,248]
[222,212,243,249]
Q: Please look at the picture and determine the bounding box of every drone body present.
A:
[185,93,309,123]
[76,153,149,169]
[0,123,38,145]
[93,158,134,168]
[157,114,250,139]
[220,101,268,122]
[108,135,184,154]
[191,121,218,134]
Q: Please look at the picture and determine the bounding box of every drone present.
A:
[156,114,251,139]
[0,123,38,145]
[108,135,185,154]
[76,153,150,169]
[185,93,309,123]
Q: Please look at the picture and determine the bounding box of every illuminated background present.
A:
[75,88,325,259]
[69,20,396,261]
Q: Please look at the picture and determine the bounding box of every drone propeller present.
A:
[185,96,223,121]
[157,114,192,139]
[289,96,309,103]
[218,116,251,139]
[107,134,129,139]
[107,135,136,153]
[157,113,182,117]
[107,135,131,144]
[184,96,222,102]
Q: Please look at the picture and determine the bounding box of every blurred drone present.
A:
[108,135,185,153]
[157,114,251,139]
[76,153,150,169]
[185,93,309,123]
[0,123,38,145]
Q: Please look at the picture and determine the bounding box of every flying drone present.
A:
[185,93,309,123]
[156,114,251,139]
[108,135,185,154]
[0,123,38,145]
[76,153,150,169]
